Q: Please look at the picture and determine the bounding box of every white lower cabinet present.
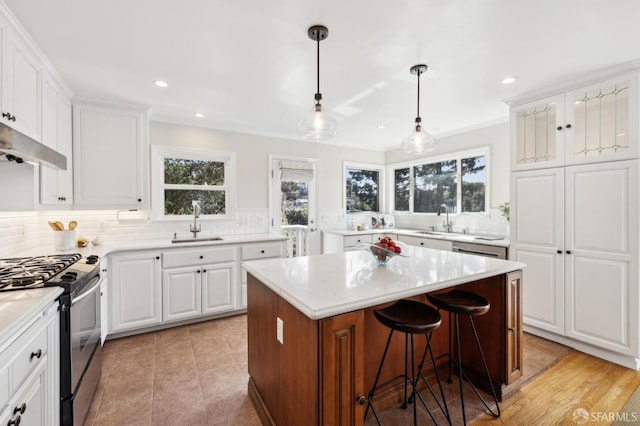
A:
[108,240,286,335]
[109,250,162,333]
[511,160,639,361]
[0,300,58,426]
[397,234,453,251]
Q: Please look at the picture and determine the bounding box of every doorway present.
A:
[269,155,319,256]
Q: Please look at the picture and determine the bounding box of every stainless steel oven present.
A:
[68,274,102,423]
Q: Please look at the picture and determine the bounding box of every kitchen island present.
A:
[243,247,525,425]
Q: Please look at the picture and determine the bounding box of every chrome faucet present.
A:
[437,204,452,232]
[190,200,202,238]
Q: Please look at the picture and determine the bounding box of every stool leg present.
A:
[465,315,501,418]
[411,334,417,425]
[454,312,468,425]
[447,311,453,383]
[403,333,409,409]
[365,328,394,424]
[414,332,450,425]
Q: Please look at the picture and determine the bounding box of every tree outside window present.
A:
[346,167,380,213]
[414,160,457,213]
[461,156,486,213]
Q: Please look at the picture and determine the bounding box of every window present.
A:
[345,163,383,213]
[391,149,489,215]
[151,146,236,219]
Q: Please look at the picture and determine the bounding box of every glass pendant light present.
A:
[298,25,338,141]
[401,64,436,154]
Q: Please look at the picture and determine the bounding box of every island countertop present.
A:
[243,246,525,320]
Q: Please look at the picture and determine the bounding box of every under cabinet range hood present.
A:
[0,122,67,170]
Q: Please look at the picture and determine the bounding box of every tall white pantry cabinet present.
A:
[507,62,640,369]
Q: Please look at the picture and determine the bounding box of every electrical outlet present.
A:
[276,317,284,344]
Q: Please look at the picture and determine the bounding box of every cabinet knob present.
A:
[13,403,26,415]
[420,242,424,246]
[565,123,572,129]
[261,250,265,254]
[203,269,206,273]
[356,395,366,405]
[156,256,160,260]
[556,250,562,254]
[137,198,142,202]
[566,250,572,255]
[199,255,204,259]
[30,349,42,360]
[508,327,515,332]
[9,114,15,122]
[197,270,201,274]
[101,268,107,272]
[556,125,563,131]
[8,415,21,426]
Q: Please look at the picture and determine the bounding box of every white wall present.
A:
[150,122,386,211]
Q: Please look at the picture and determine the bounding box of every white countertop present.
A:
[243,245,525,320]
[322,228,510,248]
[11,233,289,258]
[0,287,63,353]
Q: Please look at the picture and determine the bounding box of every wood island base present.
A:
[247,270,523,426]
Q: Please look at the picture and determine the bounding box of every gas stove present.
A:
[0,253,100,295]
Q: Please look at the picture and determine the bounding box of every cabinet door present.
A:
[505,271,523,385]
[110,252,161,333]
[511,94,564,171]
[13,368,45,426]
[202,263,235,315]
[564,161,638,355]
[73,102,148,208]
[320,310,364,426]
[40,77,72,206]
[1,32,41,141]
[564,74,638,166]
[511,168,565,333]
[163,267,202,322]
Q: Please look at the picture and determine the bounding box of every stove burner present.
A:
[0,253,90,292]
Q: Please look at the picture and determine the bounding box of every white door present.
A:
[511,168,565,334]
[202,263,235,315]
[269,156,319,256]
[564,160,638,355]
[110,251,162,333]
[162,266,202,322]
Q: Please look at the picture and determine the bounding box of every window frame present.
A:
[343,161,385,214]
[151,145,236,220]
[386,147,490,215]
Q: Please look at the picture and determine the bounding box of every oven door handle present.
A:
[71,276,102,306]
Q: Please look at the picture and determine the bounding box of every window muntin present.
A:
[152,146,235,219]
[345,167,381,213]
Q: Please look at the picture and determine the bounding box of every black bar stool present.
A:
[365,299,450,425]
[426,290,500,425]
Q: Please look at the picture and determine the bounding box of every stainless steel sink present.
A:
[415,230,450,235]
[171,237,224,243]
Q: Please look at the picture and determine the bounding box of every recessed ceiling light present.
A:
[153,80,168,88]
[377,125,386,129]
[194,113,204,118]
[502,76,517,85]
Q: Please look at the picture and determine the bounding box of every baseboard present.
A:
[524,325,640,370]
[248,377,276,426]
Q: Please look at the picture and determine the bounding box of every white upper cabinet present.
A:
[39,74,72,206]
[0,29,41,141]
[509,70,639,171]
[72,101,149,208]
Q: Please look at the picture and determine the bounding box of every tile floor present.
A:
[86,314,570,425]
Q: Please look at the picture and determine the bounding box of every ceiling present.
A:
[5,0,640,151]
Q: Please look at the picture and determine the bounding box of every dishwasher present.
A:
[451,241,508,259]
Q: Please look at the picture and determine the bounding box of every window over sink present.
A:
[388,148,489,215]
[151,146,236,219]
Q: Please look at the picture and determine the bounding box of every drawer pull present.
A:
[30,349,42,360]
[13,403,26,415]
[199,255,204,259]
[261,250,265,254]
[8,415,21,426]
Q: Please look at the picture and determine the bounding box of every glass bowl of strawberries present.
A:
[359,236,408,265]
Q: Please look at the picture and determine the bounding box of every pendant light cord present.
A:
[316,34,321,102]
[416,68,421,120]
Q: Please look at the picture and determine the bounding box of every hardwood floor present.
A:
[87,314,640,425]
